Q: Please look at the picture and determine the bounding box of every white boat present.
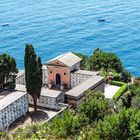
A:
[97,18,105,22]
[2,23,9,26]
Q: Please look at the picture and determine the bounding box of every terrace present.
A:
[104,84,120,98]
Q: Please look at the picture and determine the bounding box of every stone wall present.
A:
[0,94,28,131]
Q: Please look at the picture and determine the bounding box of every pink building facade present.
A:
[47,61,71,88]
[47,52,81,89]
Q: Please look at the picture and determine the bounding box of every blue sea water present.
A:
[0,0,140,76]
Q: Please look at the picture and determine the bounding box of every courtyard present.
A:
[8,106,66,132]
[104,84,120,98]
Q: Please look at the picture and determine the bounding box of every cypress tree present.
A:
[24,44,42,112]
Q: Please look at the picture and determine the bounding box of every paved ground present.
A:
[104,84,120,98]
[9,106,58,131]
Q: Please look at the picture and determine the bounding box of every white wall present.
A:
[70,62,80,72]
[16,73,25,85]
[71,73,91,88]
[42,68,48,85]
[28,95,62,110]
[16,67,48,85]
[0,95,28,131]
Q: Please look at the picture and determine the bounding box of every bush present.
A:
[132,96,140,109]
[79,90,110,123]
[111,81,125,87]
[113,84,128,100]
[48,110,86,138]
[112,74,121,81]
[79,108,140,140]
[121,69,131,83]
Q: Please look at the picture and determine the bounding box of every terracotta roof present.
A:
[47,52,81,67]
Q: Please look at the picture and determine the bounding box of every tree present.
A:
[121,92,133,108]
[49,110,86,138]
[131,85,140,109]
[74,52,91,70]
[75,49,123,75]
[78,108,140,140]
[0,53,18,89]
[121,68,131,83]
[79,90,110,123]
[24,44,42,112]
[94,108,140,140]
[91,49,123,73]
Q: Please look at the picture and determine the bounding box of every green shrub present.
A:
[48,110,86,138]
[121,69,131,83]
[112,74,121,81]
[79,91,110,123]
[113,84,128,100]
[111,81,125,87]
[78,108,140,140]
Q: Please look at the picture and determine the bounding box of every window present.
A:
[57,62,59,64]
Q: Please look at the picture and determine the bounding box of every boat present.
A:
[97,18,105,22]
[2,23,9,26]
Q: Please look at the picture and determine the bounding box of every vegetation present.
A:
[79,91,110,123]
[78,108,140,140]
[110,81,128,100]
[132,96,140,109]
[0,53,18,89]
[74,52,91,70]
[116,83,140,109]
[129,84,140,109]
[91,49,123,73]
[112,72,121,81]
[113,84,128,100]
[24,44,42,112]
[75,49,131,83]
[111,80,125,87]
[3,89,140,140]
[75,49,123,73]
[1,48,140,140]
[47,110,86,138]
[120,68,131,83]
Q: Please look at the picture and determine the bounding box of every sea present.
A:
[0,0,140,76]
